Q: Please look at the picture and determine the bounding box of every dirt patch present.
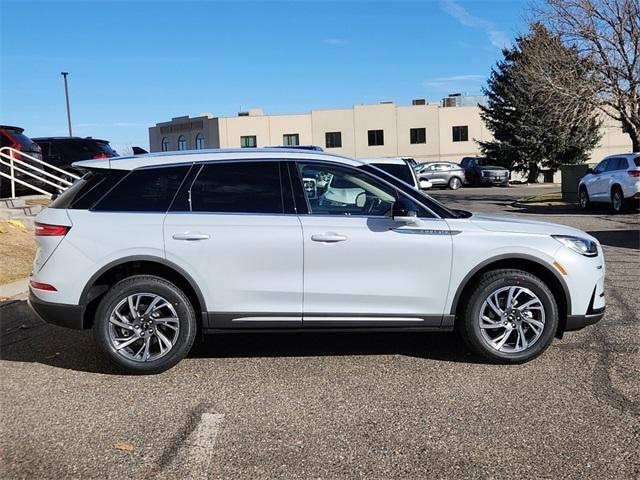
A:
[0,220,36,284]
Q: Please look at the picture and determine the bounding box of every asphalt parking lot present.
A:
[1,185,638,479]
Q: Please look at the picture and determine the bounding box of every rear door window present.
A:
[94,166,189,212]
[189,161,284,214]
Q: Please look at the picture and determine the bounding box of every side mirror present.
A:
[419,179,432,189]
[585,167,594,175]
[392,198,419,224]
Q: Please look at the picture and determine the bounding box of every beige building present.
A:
[149,97,633,169]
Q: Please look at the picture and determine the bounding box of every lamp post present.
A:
[61,72,73,137]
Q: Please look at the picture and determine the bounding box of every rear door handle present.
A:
[311,233,347,243]
[172,232,210,241]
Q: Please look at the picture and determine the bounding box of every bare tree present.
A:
[537,0,640,151]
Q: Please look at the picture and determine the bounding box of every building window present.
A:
[240,135,257,148]
[325,131,342,148]
[161,137,170,152]
[368,129,384,146]
[410,128,426,144]
[452,126,469,142]
[283,133,299,146]
[195,133,205,150]
[177,135,188,150]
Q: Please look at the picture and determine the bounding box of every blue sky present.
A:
[1,0,528,152]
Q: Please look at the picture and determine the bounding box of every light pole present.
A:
[61,72,73,137]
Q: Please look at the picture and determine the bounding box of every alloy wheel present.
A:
[612,190,623,212]
[580,190,588,208]
[450,177,461,190]
[478,286,546,353]
[108,293,180,362]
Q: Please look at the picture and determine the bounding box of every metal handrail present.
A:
[0,146,80,199]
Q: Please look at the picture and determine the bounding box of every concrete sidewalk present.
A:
[0,278,28,300]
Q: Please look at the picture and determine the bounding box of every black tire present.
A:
[579,186,591,210]
[93,275,198,374]
[610,186,626,214]
[448,177,463,190]
[458,269,558,363]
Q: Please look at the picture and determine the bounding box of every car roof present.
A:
[0,125,25,134]
[603,152,639,160]
[33,137,110,143]
[359,157,413,165]
[73,148,361,171]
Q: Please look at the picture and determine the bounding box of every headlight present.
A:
[552,235,598,257]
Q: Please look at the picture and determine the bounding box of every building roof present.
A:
[73,147,360,171]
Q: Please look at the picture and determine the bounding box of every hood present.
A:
[470,213,595,239]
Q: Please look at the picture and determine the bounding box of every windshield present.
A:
[371,163,415,185]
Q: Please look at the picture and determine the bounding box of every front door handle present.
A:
[172,232,210,241]
[311,233,347,243]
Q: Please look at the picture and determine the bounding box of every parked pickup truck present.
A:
[460,157,509,187]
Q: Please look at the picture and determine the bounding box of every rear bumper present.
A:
[28,290,85,330]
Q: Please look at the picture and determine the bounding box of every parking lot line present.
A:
[173,412,225,479]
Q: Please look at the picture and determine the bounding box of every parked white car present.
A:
[29,148,605,373]
[579,153,640,213]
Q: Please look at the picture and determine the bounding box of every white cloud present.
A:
[440,0,509,49]
[422,74,486,89]
[323,38,346,45]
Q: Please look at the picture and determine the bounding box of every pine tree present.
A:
[479,24,601,182]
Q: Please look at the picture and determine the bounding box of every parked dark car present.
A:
[415,162,466,190]
[32,137,118,175]
[460,157,509,187]
[0,126,43,197]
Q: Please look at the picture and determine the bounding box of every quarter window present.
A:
[452,126,469,142]
[189,162,283,214]
[410,128,426,144]
[177,135,187,150]
[161,137,170,152]
[195,133,205,150]
[297,163,396,216]
[240,135,257,148]
[325,132,342,148]
[283,134,299,146]
[367,129,384,146]
[94,166,189,212]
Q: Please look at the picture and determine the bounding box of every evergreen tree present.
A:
[479,24,601,182]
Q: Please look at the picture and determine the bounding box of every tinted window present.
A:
[190,161,283,214]
[410,128,426,144]
[94,166,189,212]
[452,126,469,142]
[367,130,384,146]
[635,156,640,167]
[325,132,342,148]
[371,163,415,185]
[593,159,609,174]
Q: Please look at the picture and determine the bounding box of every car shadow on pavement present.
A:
[1,299,484,374]
[510,202,640,216]
[587,229,640,250]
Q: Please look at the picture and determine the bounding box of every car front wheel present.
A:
[579,187,590,210]
[94,275,198,374]
[459,269,558,363]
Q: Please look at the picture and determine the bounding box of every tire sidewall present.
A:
[611,188,624,213]
[579,187,589,209]
[94,276,197,374]
[465,272,558,363]
[449,177,461,190]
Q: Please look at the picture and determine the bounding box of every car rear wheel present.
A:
[459,269,558,363]
[579,187,590,210]
[94,275,197,374]
[448,177,462,190]
[611,186,625,213]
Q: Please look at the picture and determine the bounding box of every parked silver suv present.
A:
[415,162,465,190]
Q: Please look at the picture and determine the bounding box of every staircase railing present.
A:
[0,146,80,199]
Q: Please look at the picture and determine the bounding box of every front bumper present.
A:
[564,286,605,332]
[28,290,85,330]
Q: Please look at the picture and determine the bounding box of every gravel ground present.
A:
[1,185,638,479]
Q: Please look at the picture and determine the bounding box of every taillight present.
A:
[29,280,58,291]
[34,223,70,236]
[93,153,112,159]
[628,170,640,177]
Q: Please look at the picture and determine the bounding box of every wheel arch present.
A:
[79,255,207,329]
[450,254,571,337]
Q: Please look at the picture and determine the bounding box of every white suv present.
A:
[29,149,605,373]
[579,153,640,213]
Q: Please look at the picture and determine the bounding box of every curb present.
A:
[0,278,29,300]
